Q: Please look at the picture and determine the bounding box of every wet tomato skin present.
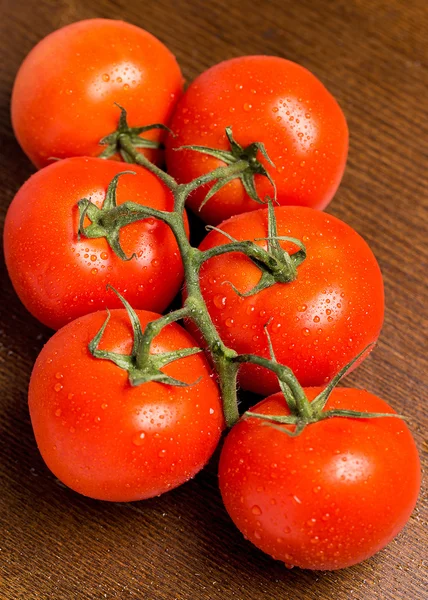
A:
[12,19,183,168]
[219,388,421,570]
[29,309,223,502]
[196,206,384,393]
[4,157,188,330]
[166,55,348,225]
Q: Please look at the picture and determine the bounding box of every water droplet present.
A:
[90,255,97,262]
[213,295,227,309]
[94,416,101,423]
[91,268,98,275]
[254,530,261,540]
[298,305,307,312]
[100,251,108,260]
[55,408,62,417]
[55,372,63,379]
[243,103,252,111]
[102,73,110,82]
[283,526,291,534]
[158,449,167,458]
[209,408,215,415]
[302,328,310,336]
[133,432,146,446]
[54,383,63,392]
[251,505,262,516]
[310,536,320,544]
[101,403,108,410]
[67,393,74,400]
[123,83,130,91]
[225,317,234,328]
[138,284,144,292]
[272,106,279,113]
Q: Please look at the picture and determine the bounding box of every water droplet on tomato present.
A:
[54,383,63,392]
[213,295,227,309]
[158,449,167,458]
[55,409,61,417]
[243,103,252,112]
[302,328,310,336]
[100,251,108,260]
[132,432,146,446]
[251,505,262,516]
[225,318,234,328]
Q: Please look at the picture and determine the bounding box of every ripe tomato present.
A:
[196,206,384,393]
[29,309,223,501]
[166,56,348,225]
[12,19,183,168]
[4,157,188,330]
[219,388,420,570]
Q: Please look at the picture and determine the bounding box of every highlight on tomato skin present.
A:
[28,309,224,502]
[218,388,421,571]
[3,157,189,330]
[195,205,384,393]
[166,55,348,225]
[11,19,184,169]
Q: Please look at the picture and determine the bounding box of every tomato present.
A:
[29,309,223,501]
[166,56,348,225]
[219,388,420,570]
[4,157,188,330]
[196,206,384,394]
[12,19,183,168]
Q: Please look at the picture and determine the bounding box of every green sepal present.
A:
[77,171,139,261]
[99,103,171,159]
[88,287,202,388]
[309,344,374,414]
[178,126,277,207]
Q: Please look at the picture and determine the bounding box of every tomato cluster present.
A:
[4,19,420,572]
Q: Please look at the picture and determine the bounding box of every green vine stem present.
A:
[79,106,397,432]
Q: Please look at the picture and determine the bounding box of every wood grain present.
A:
[0,0,427,598]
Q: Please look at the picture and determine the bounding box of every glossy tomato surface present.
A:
[166,56,348,225]
[29,309,223,501]
[197,206,384,393]
[12,19,183,168]
[219,388,420,570]
[4,157,187,329]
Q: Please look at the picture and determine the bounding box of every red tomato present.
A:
[166,56,348,225]
[196,206,384,393]
[12,19,183,168]
[219,388,420,570]
[29,309,223,501]
[4,157,188,330]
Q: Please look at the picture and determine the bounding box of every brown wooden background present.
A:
[1,1,427,599]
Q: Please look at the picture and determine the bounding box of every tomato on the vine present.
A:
[12,19,183,168]
[196,206,384,394]
[166,56,348,225]
[29,309,223,501]
[4,157,188,330]
[219,388,420,570]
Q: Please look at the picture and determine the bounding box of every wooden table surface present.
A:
[1,1,427,598]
